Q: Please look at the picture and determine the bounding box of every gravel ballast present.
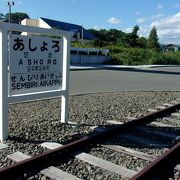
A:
[0,91,180,179]
[7,91,180,143]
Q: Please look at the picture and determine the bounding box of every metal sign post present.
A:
[0,27,8,142]
[0,22,72,141]
[61,36,71,123]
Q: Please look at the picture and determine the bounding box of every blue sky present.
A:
[1,0,180,44]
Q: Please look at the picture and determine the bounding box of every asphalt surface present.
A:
[69,65,180,94]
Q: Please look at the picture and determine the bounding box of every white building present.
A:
[21,17,95,41]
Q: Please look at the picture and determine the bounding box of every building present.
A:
[21,17,95,41]
[20,17,110,65]
[163,44,180,52]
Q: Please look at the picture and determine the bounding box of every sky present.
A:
[1,0,180,44]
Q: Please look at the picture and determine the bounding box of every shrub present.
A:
[149,52,180,65]
[109,53,125,65]
[105,46,180,65]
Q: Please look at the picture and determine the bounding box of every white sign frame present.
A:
[10,34,64,95]
[0,22,73,141]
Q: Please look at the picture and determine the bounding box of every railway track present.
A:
[0,99,180,179]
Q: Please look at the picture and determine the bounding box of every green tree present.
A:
[89,28,129,46]
[147,26,160,51]
[132,25,140,36]
[5,12,29,23]
[129,25,140,47]
[89,26,146,48]
[137,37,147,48]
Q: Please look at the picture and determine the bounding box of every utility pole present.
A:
[7,1,14,23]
[80,24,83,41]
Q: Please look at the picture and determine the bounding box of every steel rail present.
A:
[131,142,180,180]
[0,102,180,179]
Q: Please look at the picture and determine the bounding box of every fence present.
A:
[70,47,110,64]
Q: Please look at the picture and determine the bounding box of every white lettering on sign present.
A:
[10,34,63,95]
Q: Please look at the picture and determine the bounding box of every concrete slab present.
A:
[137,126,177,139]
[41,166,81,180]
[68,121,78,125]
[0,143,8,150]
[102,144,156,162]
[147,109,158,113]
[175,164,180,172]
[7,151,31,162]
[123,117,137,121]
[151,122,174,127]
[68,121,78,128]
[107,120,177,139]
[41,142,63,150]
[120,134,168,148]
[171,101,180,104]
[171,113,180,118]
[90,126,107,133]
[163,103,173,107]
[155,106,166,110]
[107,120,123,125]
[75,152,137,178]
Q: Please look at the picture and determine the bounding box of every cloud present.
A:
[149,12,180,44]
[16,0,23,5]
[136,14,164,24]
[123,27,132,33]
[157,4,163,10]
[150,12,180,29]
[151,14,164,20]
[138,26,149,37]
[175,3,180,8]
[136,14,164,25]
[123,26,149,37]
[127,12,180,44]
[93,25,101,30]
[135,11,141,16]
[107,17,120,24]
[136,18,146,23]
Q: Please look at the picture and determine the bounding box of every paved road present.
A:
[69,66,180,94]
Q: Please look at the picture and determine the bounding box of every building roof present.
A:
[165,44,179,48]
[40,17,95,40]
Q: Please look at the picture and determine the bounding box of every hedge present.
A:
[104,46,180,65]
